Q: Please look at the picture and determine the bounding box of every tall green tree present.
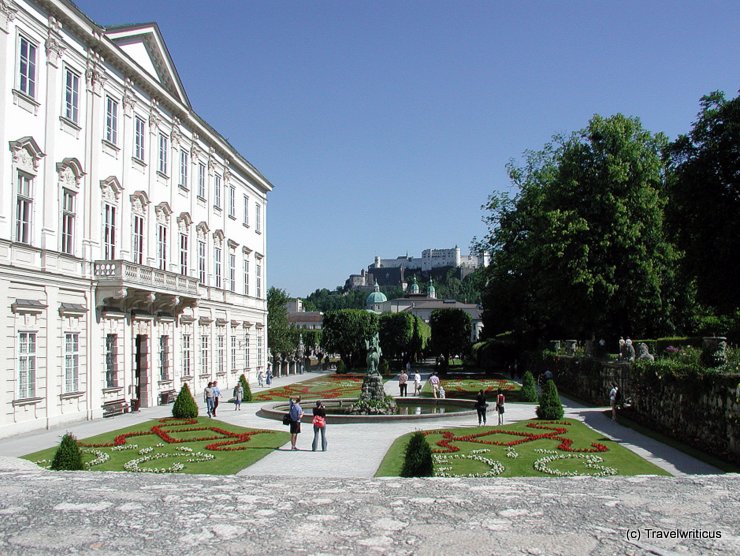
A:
[666,91,740,315]
[430,308,472,369]
[267,287,295,357]
[321,309,379,369]
[481,114,681,342]
[379,313,413,363]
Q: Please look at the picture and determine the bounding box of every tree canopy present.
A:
[320,309,379,369]
[430,308,472,368]
[666,91,740,315]
[480,114,681,342]
[267,287,295,356]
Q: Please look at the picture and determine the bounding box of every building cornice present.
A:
[37,0,274,194]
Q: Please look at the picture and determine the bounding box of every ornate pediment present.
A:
[9,136,45,174]
[100,176,123,202]
[57,158,85,189]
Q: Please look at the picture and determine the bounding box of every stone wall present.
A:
[538,354,740,465]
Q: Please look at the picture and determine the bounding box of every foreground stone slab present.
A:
[0,458,737,555]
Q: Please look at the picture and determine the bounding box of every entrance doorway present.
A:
[135,334,149,408]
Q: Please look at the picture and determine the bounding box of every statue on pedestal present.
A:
[365,332,382,376]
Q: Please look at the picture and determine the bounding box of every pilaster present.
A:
[41,16,66,251]
[0,1,18,228]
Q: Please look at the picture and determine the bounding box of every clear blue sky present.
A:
[74,0,739,298]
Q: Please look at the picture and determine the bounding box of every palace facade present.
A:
[0,0,273,437]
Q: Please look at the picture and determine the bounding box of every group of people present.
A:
[203,381,221,417]
[397,362,424,397]
[256,369,273,388]
[475,389,505,426]
[287,396,327,452]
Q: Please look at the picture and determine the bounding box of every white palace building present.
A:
[0,0,273,437]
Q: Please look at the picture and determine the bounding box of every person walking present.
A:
[398,369,408,397]
[609,382,619,421]
[233,382,243,411]
[289,396,304,450]
[212,381,222,417]
[475,389,488,425]
[413,371,422,396]
[257,370,265,388]
[266,369,273,386]
[312,400,328,452]
[204,382,215,418]
[428,372,440,399]
[496,389,505,425]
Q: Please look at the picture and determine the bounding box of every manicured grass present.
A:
[419,377,522,400]
[23,417,290,475]
[375,418,670,478]
[253,373,368,401]
[614,411,740,473]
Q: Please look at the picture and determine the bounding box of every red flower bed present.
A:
[254,375,365,401]
[423,421,609,454]
[79,418,276,451]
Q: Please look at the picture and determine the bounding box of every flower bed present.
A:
[254,374,366,401]
[24,417,290,475]
[376,419,669,478]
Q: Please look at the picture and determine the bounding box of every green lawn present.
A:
[253,373,368,401]
[23,417,290,475]
[375,418,670,478]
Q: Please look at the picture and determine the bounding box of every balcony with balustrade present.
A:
[93,260,200,314]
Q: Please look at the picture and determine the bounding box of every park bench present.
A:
[159,390,177,405]
[102,399,129,417]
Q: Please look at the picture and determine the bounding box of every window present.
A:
[257,334,263,369]
[179,232,188,276]
[179,149,188,188]
[214,246,222,288]
[198,239,206,283]
[198,163,206,199]
[256,260,262,298]
[228,185,236,217]
[231,335,237,371]
[105,96,118,144]
[19,36,37,98]
[134,117,146,161]
[61,189,75,255]
[105,334,118,388]
[214,174,222,209]
[64,333,79,393]
[242,194,249,226]
[17,332,37,398]
[158,133,169,174]
[200,332,209,374]
[132,214,144,264]
[182,333,192,376]
[255,202,262,232]
[217,331,225,373]
[243,257,249,296]
[244,332,250,369]
[229,252,236,292]
[103,203,116,260]
[15,173,33,244]
[64,67,80,123]
[157,224,167,270]
[159,335,170,380]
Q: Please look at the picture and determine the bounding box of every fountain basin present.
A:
[258,397,480,424]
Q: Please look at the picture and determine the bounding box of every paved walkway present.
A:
[0,370,721,477]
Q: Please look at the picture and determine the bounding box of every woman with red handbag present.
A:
[312,400,328,452]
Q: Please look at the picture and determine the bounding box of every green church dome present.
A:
[366,284,387,307]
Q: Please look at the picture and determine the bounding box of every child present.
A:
[438,385,446,399]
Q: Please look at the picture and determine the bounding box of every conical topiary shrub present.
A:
[520,370,538,402]
[239,374,252,402]
[50,433,84,471]
[401,431,434,477]
[172,383,199,418]
[536,379,564,420]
